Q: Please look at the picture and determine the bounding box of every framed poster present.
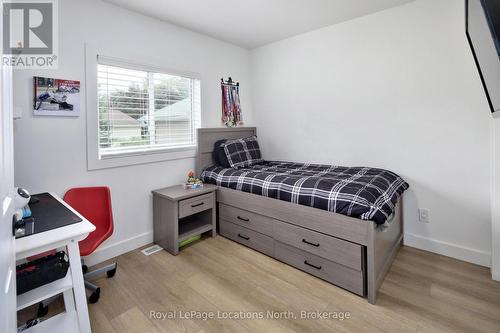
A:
[33,76,80,116]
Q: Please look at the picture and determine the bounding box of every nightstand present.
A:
[152,184,217,255]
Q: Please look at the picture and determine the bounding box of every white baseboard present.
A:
[83,231,153,267]
[404,233,491,267]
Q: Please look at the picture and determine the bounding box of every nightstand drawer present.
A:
[179,193,214,218]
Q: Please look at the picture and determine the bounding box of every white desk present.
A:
[16,193,95,333]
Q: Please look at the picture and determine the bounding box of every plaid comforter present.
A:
[201,161,409,224]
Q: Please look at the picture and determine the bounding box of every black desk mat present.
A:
[19,193,82,238]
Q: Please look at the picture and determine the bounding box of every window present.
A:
[97,63,200,158]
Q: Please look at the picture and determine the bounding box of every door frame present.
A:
[0,1,17,331]
[492,121,500,281]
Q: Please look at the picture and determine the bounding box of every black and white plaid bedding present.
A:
[223,136,264,169]
[201,161,409,224]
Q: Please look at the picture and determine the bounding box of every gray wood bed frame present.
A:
[196,127,403,304]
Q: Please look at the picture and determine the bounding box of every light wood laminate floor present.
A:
[23,236,500,332]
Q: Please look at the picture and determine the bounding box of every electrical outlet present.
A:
[418,208,430,223]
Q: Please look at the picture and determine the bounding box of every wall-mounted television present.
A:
[466,0,500,115]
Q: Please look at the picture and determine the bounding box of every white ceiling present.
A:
[104,0,414,49]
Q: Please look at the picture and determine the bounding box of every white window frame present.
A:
[85,44,201,170]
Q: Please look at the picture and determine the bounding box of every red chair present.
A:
[64,186,117,304]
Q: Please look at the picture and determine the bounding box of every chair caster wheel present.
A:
[37,303,49,317]
[107,266,117,278]
[88,288,100,304]
[82,265,88,274]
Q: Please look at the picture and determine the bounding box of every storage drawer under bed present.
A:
[274,241,365,296]
[219,204,274,236]
[219,219,274,257]
[273,220,363,271]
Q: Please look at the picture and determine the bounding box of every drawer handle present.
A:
[304,260,322,270]
[302,239,320,247]
[237,216,249,222]
[191,202,204,208]
[238,233,250,240]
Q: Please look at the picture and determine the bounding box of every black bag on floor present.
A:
[16,251,70,295]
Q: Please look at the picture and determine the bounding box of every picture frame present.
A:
[33,76,80,117]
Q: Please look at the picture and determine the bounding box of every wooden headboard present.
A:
[196,127,257,176]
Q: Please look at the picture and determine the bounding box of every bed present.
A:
[196,127,408,304]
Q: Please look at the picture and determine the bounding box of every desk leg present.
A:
[62,288,75,312]
[67,240,91,333]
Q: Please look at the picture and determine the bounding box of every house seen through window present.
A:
[97,64,201,158]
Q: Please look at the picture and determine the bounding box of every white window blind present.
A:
[97,63,201,158]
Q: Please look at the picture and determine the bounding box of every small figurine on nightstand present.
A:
[183,171,203,189]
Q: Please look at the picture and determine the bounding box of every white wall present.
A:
[13,0,496,269]
[13,0,252,265]
[250,0,492,266]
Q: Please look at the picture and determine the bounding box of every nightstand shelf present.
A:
[152,184,217,255]
[179,212,213,242]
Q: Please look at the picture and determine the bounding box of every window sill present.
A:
[87,146,196,171]
[100,145,197,160]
